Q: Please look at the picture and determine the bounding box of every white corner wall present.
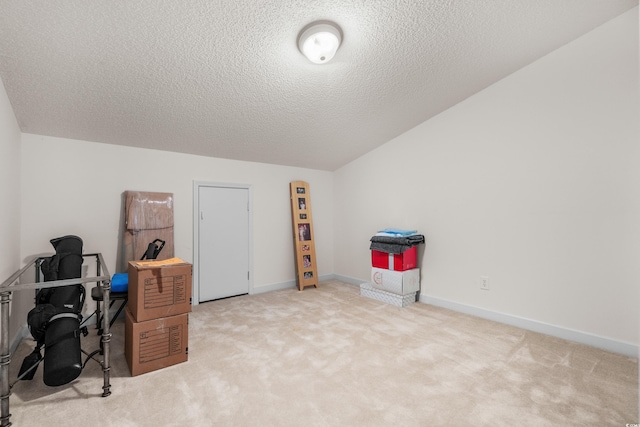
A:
[0,79,20,280]
[0,77,29,343]
[334,8,639,352]
[19,135,333,293]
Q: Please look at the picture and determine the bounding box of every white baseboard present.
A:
[330,274,364,286]
[251,280,297,294]
[327,276,637,357]
[420,294,638,358]
[251,274,340,295]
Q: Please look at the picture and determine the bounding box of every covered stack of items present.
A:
[360,228,425,307]
[21,235,87,386]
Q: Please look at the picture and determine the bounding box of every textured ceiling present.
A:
[0,1,637,171]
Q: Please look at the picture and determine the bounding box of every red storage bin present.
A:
[371,246,417,271]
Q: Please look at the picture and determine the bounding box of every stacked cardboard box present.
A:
[360,267,420,307]
[125,258,192,376]
[361,232,423,307]
[359,282,418,308]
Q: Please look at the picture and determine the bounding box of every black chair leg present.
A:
[97,299,128,335]
[110,301,127,328]
[95,299,101,330]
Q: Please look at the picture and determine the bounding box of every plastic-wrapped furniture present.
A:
[123,191,175,268]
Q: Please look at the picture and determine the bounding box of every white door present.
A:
[198,185,250,302]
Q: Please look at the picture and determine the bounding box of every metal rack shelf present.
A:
[0,253,112,427]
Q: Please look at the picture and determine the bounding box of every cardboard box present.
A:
[371,267,420,295]
[128,258,192,322]
[360,283,417,307]
[371,246,417,271]
[125,308,188,376]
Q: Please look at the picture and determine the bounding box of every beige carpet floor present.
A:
[7,280,639,426]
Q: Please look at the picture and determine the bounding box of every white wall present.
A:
[0,77,30,343]
[334,8,639,349]
[8,8,639,358]
[19,135,333,313]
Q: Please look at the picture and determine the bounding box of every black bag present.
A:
[41,235,83,280]
[19,308,87,385]
[17,349,42,381]
[21,235,87,386]
[37,235,85,312]
[50,235,83,254]
[43,312,83,387]
[35,281,85,312]
[27,303,57,345]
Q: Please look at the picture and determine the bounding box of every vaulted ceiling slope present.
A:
[0,1,637,171]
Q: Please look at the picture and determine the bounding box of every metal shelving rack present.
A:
[0,253,113,427]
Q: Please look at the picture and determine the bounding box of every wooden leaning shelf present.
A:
[290,181,318,291]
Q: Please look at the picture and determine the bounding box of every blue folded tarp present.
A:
[111,273,128,293]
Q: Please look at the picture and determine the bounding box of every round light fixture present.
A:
[298,21,342,64]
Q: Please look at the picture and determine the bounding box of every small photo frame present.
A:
[304,271,313,279]
[298,198,306,210]
[303,255,311,268]
[301,245,310,251]
[299,214,307,220]
[297,223,311,241]
[296,187,306,194]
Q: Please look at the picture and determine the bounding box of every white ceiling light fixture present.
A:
[298,21,342,64]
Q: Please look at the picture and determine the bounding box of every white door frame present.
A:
[192,181,253,306]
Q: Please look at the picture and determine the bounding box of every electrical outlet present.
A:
[480,276,490,290]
